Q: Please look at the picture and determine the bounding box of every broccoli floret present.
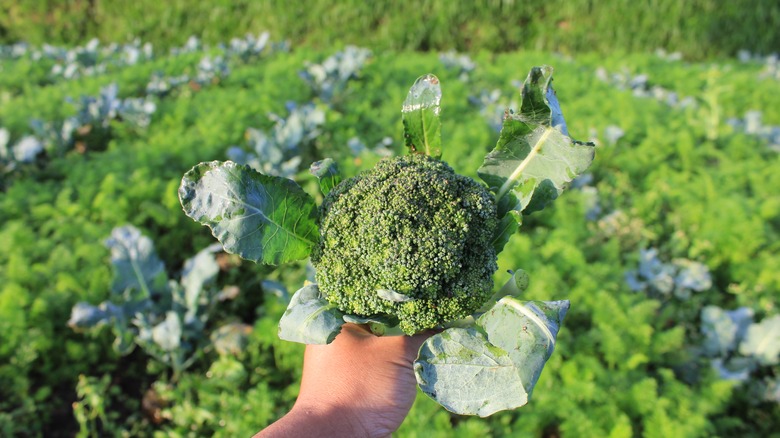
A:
[311,154,499,334]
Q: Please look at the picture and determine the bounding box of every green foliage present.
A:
[72,374,126,438]
[416,299,569,416]
[308,158,341,196]
[402,74,442,158]
[68,226,236,378]
[179,161,320,265]
[2,1,780,59]
[478,65,595,215]
[0,32,778,436]
[277,284,345,345]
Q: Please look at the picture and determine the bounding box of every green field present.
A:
[3,0,780,58]
[1,6,779,437]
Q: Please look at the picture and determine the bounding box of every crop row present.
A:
[0,39,778,436]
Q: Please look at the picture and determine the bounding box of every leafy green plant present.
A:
[700,306,780,398]
[72,374,121,438]
[4,39,776,436]
[727,110,780,152]
[299,46,372,104]
[68,225,239,379]
[226,102,325,178]
[625,248,712,299]
[178,65,594,415]
[439,50,476,82]
[0,82,156,188]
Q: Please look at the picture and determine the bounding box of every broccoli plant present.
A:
[700,305,780,401]
[68,225,236,379]
[299,46,372,104]
[625,248,713,299]
[226,102,325,178]
[178,66,595,415]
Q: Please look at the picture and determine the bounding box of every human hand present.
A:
[256,323,433,437]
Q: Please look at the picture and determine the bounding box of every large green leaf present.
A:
[478,66,594,214]
[278,284,345,344]
[402,74,442,158]
[414,327,527,417]
[179,161,319,265]
[477,298,569,398]
[415,298,569,416]
[491,211,521,255]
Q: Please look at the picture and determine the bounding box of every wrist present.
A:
[257,401,378,438]
[290,401,378,437]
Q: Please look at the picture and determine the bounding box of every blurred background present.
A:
[3,0,780,57]
[1,1,779,436]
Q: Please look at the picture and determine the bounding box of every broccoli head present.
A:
[311,154,499,334]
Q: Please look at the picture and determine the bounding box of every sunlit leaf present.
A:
[477,298,568,397]
[415,299,568,416]
[478,66,594,214]
[402,74,442,158]
[278,284,345,344]
[414,327,526,417]
[180,243,222,317]
[701,305,754,356]
[152,311,182,352]
[67,302,124,331]
[179,161,319,265]
[310,158,341,196]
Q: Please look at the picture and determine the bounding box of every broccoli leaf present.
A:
[67,302,124,331]
[180,243,222,320]
[711,357,755,382]
[415,299,568,416]
[491,211,522,254]
[402,74,442,159]
[105,225,168,297]
[477,298,568,398]
[278,284,345,344]
[309,158,341,196]
[414,327,527,417]
[152,311,182,352]
[478,66,595,214]
[739,315,780,366]
[701,305,754,357]
[179,161,319,265]
[478,269,530,312]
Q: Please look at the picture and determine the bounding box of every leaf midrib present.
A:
[500,298,556,355]
[420,106,432,156]
[214,191,316,247]
[496,127,553,201]
[210,167,316,247]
